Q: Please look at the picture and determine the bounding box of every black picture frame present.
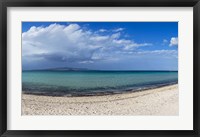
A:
[0,0,200,137]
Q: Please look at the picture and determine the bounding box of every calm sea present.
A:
[22,71,178,96]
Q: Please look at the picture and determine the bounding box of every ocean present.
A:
[22,71,178,96]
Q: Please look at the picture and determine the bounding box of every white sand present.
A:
[22,84,178,115]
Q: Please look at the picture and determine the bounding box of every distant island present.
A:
[23,67,178,72]
[23,67,89,71]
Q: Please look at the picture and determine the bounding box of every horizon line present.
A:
[22,69,178,71]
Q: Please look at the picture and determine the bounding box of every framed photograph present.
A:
[0,0,200,136]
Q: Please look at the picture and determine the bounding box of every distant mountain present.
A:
[43,67,89,71]
[23,67,178,72]
[22,67,90,71]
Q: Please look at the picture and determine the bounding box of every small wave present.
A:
[22,81,178,97]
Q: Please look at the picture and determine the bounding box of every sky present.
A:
[22,22,178,70]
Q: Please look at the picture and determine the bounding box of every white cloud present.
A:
[98,29,107,32]
[113,28,125,32]
[137,50,177,55]
[163,39,168,43]
[169,37,178,46]
[111,32,121,39]
[135,50,178,59]
[79,60,94,64]
[112,39,151,50]
[22,23,151,65]
[90,35,109,41]
[162,39,168,45]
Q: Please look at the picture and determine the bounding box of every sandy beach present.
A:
[22,84,178,115]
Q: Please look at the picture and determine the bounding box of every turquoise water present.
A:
[22,71,178,96]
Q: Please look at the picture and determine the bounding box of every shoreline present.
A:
[22,82,178,97]
[22,84,178,115]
